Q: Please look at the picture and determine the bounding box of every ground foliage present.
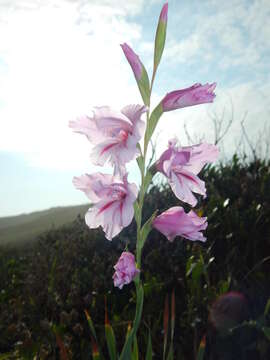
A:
[0,156,270,359]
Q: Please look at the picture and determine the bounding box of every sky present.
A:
[0,0,269,217]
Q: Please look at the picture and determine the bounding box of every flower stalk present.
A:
[70,1,218,356]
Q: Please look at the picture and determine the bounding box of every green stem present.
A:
[136,107,151,269]
[130,86,153,349]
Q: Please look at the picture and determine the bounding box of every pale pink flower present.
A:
[69,105,147,170]
[113,251,140,289]
[161,83,216,112]
[153,206,207,242]
[156,139,219,206]
[73,173,138,240]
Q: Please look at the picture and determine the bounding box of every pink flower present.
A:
[161,83,216,112]
[156,139,219,206]
[120,43,143,81]
[69,105,147,170]
[153,206,207,242]
[73,173,138,240]
[113,251,140,289]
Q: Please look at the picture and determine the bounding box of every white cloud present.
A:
[165,0,270,70]
[165,34,202,64]
[0,0,146,170]
[0,0,269,174]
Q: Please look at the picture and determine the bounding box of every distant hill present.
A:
[0,204,89,246]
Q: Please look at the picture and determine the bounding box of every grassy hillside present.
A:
[0,204,89,246]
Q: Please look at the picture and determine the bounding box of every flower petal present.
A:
[121,104,147,140]
[153,206,207,242]
[169,171,198,207]
[183,143,219,174]
[85,200,122,241]
[73,173,114,202]
[69,115,100,143]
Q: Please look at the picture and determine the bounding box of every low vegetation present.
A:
[0,157,270,359]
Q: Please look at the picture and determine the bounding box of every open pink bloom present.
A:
[161,83,216,112]
[69,105,147,170]
[113,251,140,289]
[120,43,143,81]
[73,173,138,240]
[156,139,219,206]
[153,206,207,242]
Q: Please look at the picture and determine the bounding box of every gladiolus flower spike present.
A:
[69,2,219,350]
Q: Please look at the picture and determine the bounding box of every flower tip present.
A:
[120,43,128,53]
[160,2,168,22]
[120,43,131,54]
[120,42,142,80]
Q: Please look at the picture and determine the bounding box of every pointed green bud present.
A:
[153,3,168,73]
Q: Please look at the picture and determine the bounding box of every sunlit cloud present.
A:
[0,0,269,215]
[0,0,145,169]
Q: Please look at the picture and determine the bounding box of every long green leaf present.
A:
[105,297,117,360]
[136,155,144,176]
[139,67,151,106]
[132,336,139,360]
[153,3,168,75]
[166,345,173,360]
[171,289,175,343]
[262,326,270,340]
[196,335,206,360]
[120,339,132,360]
[132,283,144,334]
[144,103,163,153]
[120,284,144,360]
[163,295,169,360]
[134,201,140,228]
[264,298,270,316]
[91,337,101,360]
[145,331,152,360]
[105,324,117,360]
[144,170,153,194]
[140,210,158,249]
[84,309,97,341]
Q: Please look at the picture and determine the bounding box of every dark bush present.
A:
[0,157,270,358]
